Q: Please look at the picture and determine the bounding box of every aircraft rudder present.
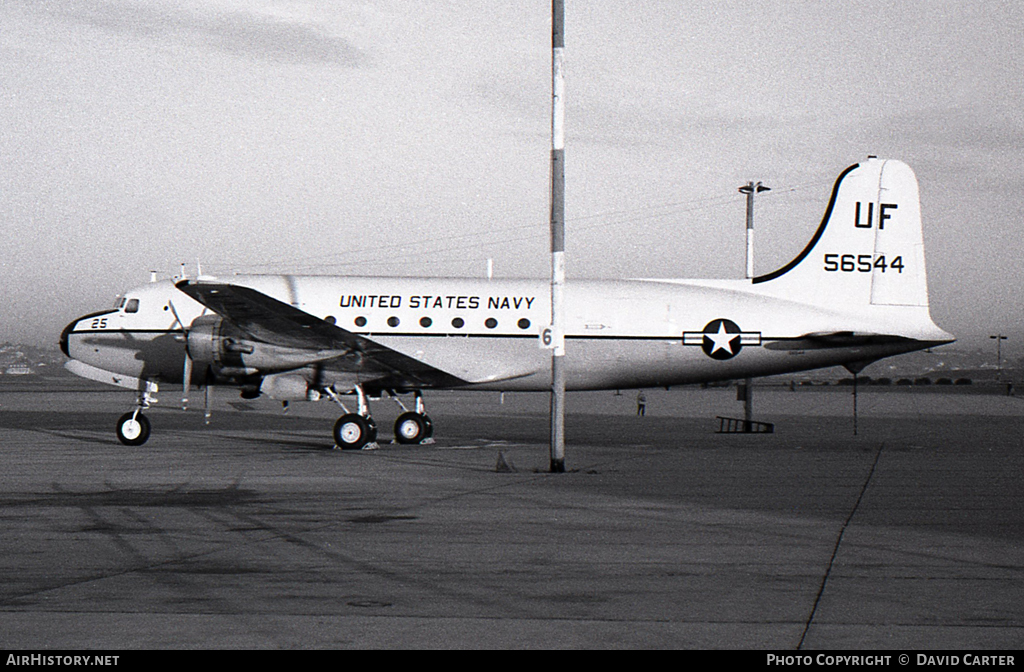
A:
[869,159,928,307]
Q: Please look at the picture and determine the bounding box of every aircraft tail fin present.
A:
[753,158,930,309]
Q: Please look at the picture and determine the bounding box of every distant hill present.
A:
[0,342,67,377]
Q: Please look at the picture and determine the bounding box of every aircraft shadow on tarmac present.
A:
[0,406,715,451]
[0,409,334,450]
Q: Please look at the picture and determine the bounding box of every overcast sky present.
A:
[2,0,1023,348]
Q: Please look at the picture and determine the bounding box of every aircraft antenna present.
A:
[549,0,566,473]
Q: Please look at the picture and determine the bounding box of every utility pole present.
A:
[549,0,566,472]
[738,181,769,430]
[990,334,1007,381]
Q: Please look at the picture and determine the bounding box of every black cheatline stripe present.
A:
[69,329,182,336]
[752,163,860,284]
[75,309,119,321]
[71,329,809,342]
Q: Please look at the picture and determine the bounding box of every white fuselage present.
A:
[61,274,952,394]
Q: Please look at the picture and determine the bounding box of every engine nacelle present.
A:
[259,373,320,401]
[185,315,338,384]
[185,315,258,382]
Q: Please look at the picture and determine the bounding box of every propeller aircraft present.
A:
[60,158,953,448]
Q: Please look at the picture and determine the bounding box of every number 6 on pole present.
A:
[540,325,563,351]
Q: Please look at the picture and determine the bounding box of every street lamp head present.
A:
[739,181,770,195]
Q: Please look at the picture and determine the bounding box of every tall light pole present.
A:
[549,0,566,472]
[739,182,770,279]
[738,181,769,430]
[990,334,1007,380]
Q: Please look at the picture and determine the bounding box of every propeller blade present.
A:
[169,300,193,410]
[167,300,187,332]
[204,383,212,425]
[182,352,192,410]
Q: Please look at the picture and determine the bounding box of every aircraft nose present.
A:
[59,319,76,357]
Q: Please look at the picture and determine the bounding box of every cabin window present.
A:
[518,318,531,330]
[387,316,400,327]
[125,299,140,313]
[354,316,367,327]
[485,318,497,329]
[451,317,464,329]
[420,317,432,328]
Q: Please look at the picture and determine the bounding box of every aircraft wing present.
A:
[175,280,467,389]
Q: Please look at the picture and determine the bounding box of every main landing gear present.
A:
[393,391,433,445]
[333,413,377,450]
[325,386,433,450]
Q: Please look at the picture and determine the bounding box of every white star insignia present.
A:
[705,322,739,355]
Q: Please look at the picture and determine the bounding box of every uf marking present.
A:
[854,202,898,229]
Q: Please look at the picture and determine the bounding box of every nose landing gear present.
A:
[116,410,151,446]
[116,384,158,446]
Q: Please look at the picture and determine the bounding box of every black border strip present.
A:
[751,163,860,284]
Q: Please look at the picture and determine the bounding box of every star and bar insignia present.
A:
[682,318,761,360]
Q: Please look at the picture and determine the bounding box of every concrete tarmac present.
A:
[0,381,1022,649]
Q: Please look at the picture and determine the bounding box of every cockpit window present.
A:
[125,298,140,313]
[115,297,126,310]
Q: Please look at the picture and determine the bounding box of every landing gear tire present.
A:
[334,414,377,450]
[394,412,431,444]
[116,412,151,446]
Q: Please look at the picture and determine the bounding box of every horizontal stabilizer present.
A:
[763,331,913,351]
